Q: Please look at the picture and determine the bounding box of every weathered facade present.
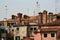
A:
[0,10,60,40]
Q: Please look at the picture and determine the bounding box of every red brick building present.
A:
[0,10,60,40]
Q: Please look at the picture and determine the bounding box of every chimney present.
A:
[42,10,47,24]
[23,15,28,19]
[11,15,16,19]
[17,13,22,18]
[49,12,53,23]
[38,12,42,25]
[23,15,29,25]
[17,13,22,24]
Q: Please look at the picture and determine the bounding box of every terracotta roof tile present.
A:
[53,13,60,16]
[48,19,60,25]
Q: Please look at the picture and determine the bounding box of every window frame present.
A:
[44,33,47,38]
[16,27,19,31]
[8,22,16,26]
[15,36,20,40]
[30,28,33,31]
[34,27,36,30]
[51,33,55,37]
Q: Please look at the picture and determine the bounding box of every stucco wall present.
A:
[34,33,41,40]
[42,32,56,40]
[10,26,27,40]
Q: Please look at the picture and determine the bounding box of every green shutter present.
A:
[15,36,20,40]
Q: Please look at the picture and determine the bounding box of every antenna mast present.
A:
[55,0,58,13]
[4,5,7,20]
[36,0,40,15]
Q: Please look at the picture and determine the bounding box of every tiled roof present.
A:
[0,13,60,26]
[53,13,60,17]
[28,16,38,23]
[13,19,60,27]
[47,19,60,25]
[7,18,15,22]
[6,15,38,22]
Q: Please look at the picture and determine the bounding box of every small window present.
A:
[0,23,4,26]
[44,33,47,38]
[17,27,19,31]
[8,22,16,26]
[34,28,36,30]
[12,29,14,32]
[30,28,33,30]
[51,33,55,37]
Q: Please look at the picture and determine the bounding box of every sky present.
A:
[0,0,60,20]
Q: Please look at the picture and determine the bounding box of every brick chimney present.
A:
[17,13,22,18]
[17,13,22,24]
[23,15,29,25]
[24,15,28,19]
[49,12,53,23]
[38,12,42,25]
[42,10,47,24]
[11,15,16,19]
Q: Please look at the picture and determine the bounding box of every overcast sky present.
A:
[0,0,60,20]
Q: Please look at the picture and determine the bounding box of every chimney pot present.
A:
[24,15,28,19]
[17,13,22,17]
[38,12,42,14]
[38,12,42,24]
[43,10,47,14]
[11,15,16,19]
[17,13,22,24]
[49,12,53,14]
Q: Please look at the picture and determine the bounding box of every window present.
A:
[16,27,19,31]
[34,28,36,30]
[8,22,16,26]
[30,28,33,30]
[30,27,36,31]
[44,33,47,38]
[57,16,60,19]
[15,36,20,40]
[12,29,14,32]
[51,33,55,37]
[0,22,4,26]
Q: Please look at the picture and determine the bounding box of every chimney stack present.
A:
[23,15,29,25]
[17,13,22,18]
[11,15,16,19]
[24,15,28,19]
[49,12,53,23]
[42,10,47,24]
[38,12,42,25]
[17,13,22,24]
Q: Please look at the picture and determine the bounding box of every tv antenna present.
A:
[4,5,8,21]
